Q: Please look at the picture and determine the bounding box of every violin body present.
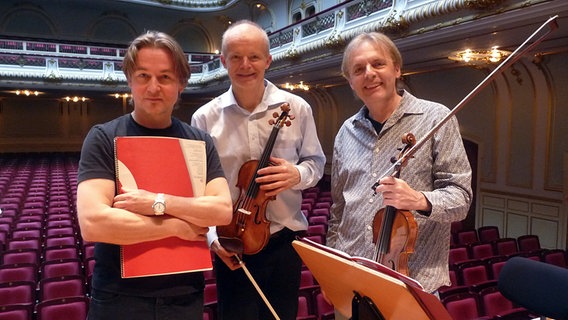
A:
[217,160,274,255]
[217,103,293,255]
[372,207,418,276]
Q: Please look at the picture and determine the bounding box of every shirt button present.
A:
[367,225,372,231]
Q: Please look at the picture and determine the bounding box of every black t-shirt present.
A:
[77,114,225,297]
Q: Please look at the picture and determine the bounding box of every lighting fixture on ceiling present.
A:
[10,89,43,96]
[448,46,511,64]
[63,96,89,102]
[282,81,310,91]
[111,93,131,99]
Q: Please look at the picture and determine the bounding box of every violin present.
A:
[371,133,418,276]
[217,103,294,255]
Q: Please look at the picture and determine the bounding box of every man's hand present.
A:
[374,176,431,211]
[211,240,241,270]
[112,188,156,215]
[175,219,209,242]
[256,156,300,197]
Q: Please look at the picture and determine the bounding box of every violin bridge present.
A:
[238,208,252,215]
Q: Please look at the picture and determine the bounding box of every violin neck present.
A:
[258,125,280,170]
[245,125,282,198]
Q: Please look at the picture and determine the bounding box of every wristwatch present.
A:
[152,193,166,215]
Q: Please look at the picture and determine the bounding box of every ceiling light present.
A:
[449,47,511,65]
[10,89,42,96]
[111,93,130,99]
[282,81,310,91]
[63,96,89,102]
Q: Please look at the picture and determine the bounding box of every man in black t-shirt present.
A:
[76,31,232,320]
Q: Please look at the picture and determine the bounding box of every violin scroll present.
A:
[371,132,416,193]
[268,103,294,127]
[396,132,416,167]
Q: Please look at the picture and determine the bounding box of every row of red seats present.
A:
[443,225,567,319]
[451,224,502,245]
[301,187,331,247]
[442,285,536,320]
[441,255,542,319]
[0,153,89,320]
[449,236,549,266]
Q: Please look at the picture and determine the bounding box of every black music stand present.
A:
[292,238,452,320]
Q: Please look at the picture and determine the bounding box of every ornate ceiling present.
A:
[0,0,567,98]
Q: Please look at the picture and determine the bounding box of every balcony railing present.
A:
[0,0,400,87]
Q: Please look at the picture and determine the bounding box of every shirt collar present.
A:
[219,80,288,114]
[352,90,424,126]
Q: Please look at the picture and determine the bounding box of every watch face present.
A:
[154,202,166,213]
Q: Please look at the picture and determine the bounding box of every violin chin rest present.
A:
[219,237,245,255]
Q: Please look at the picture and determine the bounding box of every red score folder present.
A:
[114,136,211,278]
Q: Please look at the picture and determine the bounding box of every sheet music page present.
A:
[179,139,206,197]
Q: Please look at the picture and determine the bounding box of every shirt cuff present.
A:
[293,165,308,190]
[206,227,218,248]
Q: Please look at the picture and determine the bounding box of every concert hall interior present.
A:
[0,0,567,319]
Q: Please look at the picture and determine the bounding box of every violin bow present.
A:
[233,254,281,320]
[372,15,559,193]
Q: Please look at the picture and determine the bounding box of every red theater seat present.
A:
[0,263,38,283]
[517,235,541,253]
[0,281,36,307]
[35,296,90,320]
[38,275,86,301]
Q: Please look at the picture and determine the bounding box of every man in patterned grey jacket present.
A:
[327,31,472,305]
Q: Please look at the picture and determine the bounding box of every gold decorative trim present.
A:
[381,11,409,35]
[464,0,507,10]
[324,31,344,49]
